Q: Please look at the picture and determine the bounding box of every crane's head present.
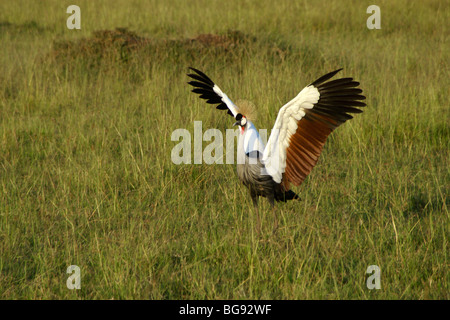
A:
[233,113,247,133]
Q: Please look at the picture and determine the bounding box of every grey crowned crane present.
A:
[187,67,365,228]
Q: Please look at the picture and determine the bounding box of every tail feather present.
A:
[275,189,300,202]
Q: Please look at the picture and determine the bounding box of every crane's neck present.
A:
[237,126,247,165]
[237,120,265,165]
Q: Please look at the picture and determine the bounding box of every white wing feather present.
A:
[262,85,320,183]
[212,84,240,118]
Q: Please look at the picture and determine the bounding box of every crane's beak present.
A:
[233,121,239,127]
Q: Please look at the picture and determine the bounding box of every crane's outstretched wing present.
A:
[262,69,366,190]
[187,67,239,118]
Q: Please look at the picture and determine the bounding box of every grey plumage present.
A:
[236,150,297,230]
[237,151,299,209]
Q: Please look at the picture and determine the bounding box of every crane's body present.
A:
[187,67,366,228]
[236,119,299,208]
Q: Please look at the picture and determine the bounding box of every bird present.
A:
[187,67,366,229]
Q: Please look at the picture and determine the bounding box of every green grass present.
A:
[0,0,448,299]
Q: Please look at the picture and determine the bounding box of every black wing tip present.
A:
[188,66,201,74]
[187,68,235,118]
[187,67,198,78]
[310,68,344,87]
[310,68,367,121]
[187,67,215,85]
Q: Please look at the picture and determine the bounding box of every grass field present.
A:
[0,0,448,299]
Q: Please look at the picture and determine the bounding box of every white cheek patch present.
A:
[241,117,247,126]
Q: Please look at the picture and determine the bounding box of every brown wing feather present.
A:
[282,113,334,190]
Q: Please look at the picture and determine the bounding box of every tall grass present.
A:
[0,0,448,299]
